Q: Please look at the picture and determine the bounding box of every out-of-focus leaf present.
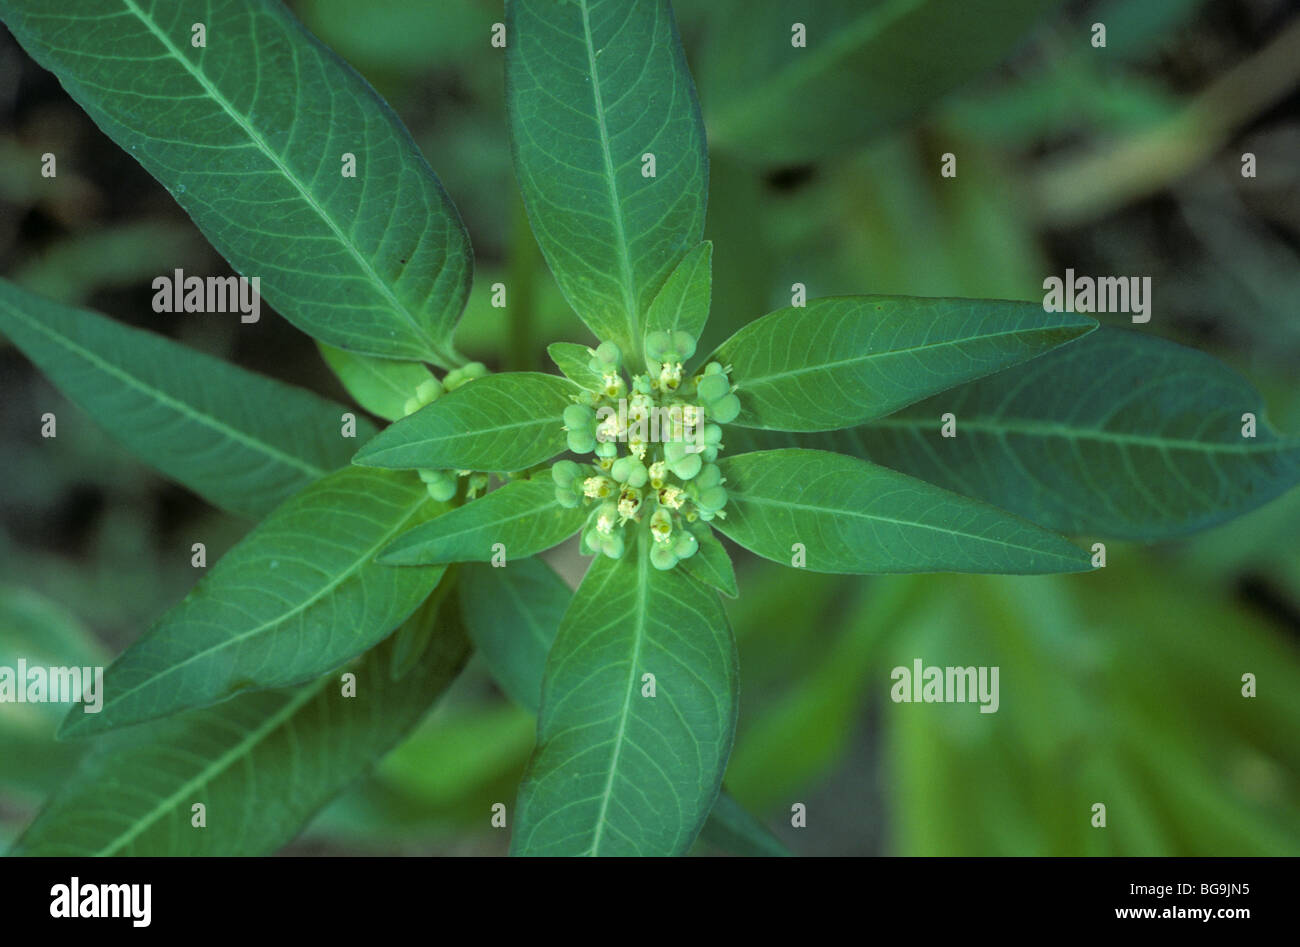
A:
[60,467,446,738]
[698,0,1059,163]
[10,609,470,856]
[0,279,372,519]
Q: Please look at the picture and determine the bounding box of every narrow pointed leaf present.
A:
[59,467,446,738]
[318,343,434,422]
[698,791,791,857]
[0,279,371,519]
[0,0,472,363]
[460,553,761,849]
[506,0,707,359]
[460,557,573,712]
[767,328,1300,540]
[353,372,577,472]
[512,534,738,856]
[10,612,470,856]
[644,241,713,352]
[699,0,1058,164]
[382,479,587,565]
[388,569,456,681]
[547,341,604,390]
[712,296,1096,432]
[716,449,1090,574]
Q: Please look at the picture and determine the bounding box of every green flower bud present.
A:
[672,530,698,560]
[594,439,618,459]
[669,451,702,481]
[563,403,595,431]
[697,485,728,512]
[420,470,457,502]
[708,393,741,424]
[696,373,730,403]
[650,544,678,570]
[610,455,648,487]
[644,330,672,363]
[555,486,582,508]
[552,460,581,486]
[567,428,596,454]
[671,330,697,361]
[599,531,625,559]
[414,377,443,405]
[695,463,722,489]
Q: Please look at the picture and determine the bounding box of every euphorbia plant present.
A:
[1,0,1296,857]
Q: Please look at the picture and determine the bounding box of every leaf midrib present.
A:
[0,300,324,481]
[861,415,1300,456]
[119,0,435,355]
[75,486,431,731]
[732,490,1077,561]
[578,0,638,346]
[96,673,330,856]
[733,321,1083,391]
[588,542,648,855]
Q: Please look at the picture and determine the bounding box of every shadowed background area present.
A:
[1,0,1298,855]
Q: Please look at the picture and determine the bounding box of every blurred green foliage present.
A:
[2,0,1297,855]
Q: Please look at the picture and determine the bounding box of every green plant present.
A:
[1,0,1296,857]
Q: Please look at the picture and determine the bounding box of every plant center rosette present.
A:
[551,331,741,570]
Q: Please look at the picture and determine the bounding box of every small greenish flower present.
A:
[610,455,648,487]
[547,333,734,571]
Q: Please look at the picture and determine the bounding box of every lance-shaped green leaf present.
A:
[381,479,586,565]
[781,328,1300,540]
[644,241,713,354]
[318,343,434,422]
[460,557,573,711]
[716,449,1090,575]
[59,467,446,738]
[460,554,776,855]
[512,533,738,856]
[506,0,707,359]
[353,372,577,472]
[712,296,1095,432]
[699,0,1058,164]
[547,342,605,390]
[0,279,371,519]
[679,525,738,598]
[0,0,472,364]
[10,608,470,856]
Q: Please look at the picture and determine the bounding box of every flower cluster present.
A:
[552,333,737,570]
[408,361,489,502]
